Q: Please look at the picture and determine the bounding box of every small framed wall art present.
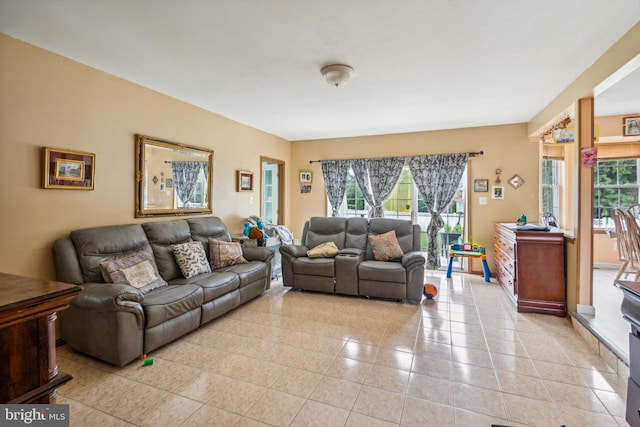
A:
[42,147,95,190]
[473,179,489,192]
[507,174,525,189]
[491,186,504,200]
[623,116,640,136]
[237,170,254,192]
[300,171,312,183]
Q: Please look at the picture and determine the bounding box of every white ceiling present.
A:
[1,0,639,141]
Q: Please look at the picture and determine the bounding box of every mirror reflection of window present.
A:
[135,134,213,217]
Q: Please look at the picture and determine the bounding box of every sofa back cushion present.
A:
[187,216,232,256]
[303,217,348,250]
[345,217,369,250]
[366,219,418,260]
[70,224,152,283]
[142,219,192,281]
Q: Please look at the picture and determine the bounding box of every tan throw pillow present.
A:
[307,241,340,258]
[369,230,404,261]
[171,241,212,278]
[209,238,248,269]
[100,250,167,293]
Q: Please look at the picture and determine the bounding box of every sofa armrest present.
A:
[241,246,275,263]
[279,244,309,258]
[338,247,364,257]
[279,245,309,287]
[335,250,365,296]
[72,282,144,315]
[402,251,426,269]
[402,251,426,303]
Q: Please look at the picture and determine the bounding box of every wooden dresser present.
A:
[0,272,81,403]
[493,223,566,316]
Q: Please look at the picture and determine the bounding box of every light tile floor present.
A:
[585,265,632,361]
[57,271,631,426]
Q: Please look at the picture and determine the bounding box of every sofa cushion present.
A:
[70,224,151,283]
[220,261,267,287]
[293,257,335,277]
[209,238,248,269]
[187,217,232,255]
[142,220,192,282]
[183,271,240,302]
[172,241,211,278]
[368,230,404,261]
[358,260,406,283]
[366,219,416,260]
[305,217,348,249]
[307,241,339,258]
[141,284,203,328]
[100,250,167,293]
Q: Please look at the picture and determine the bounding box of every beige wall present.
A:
[0,34,291,280]
[289,124,539,272]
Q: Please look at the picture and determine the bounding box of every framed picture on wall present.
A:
[623,116,640,136]
[491,186,504,200]
[300,171,312,183]
[473,179,488,192]
[42,147,95,190]
[237,170,253,192]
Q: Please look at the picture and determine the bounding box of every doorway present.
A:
[260,157,284,225]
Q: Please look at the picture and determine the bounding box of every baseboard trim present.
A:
[577,304,596,316]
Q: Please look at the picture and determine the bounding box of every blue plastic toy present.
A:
[243,222,252,236]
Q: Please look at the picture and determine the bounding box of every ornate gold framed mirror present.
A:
[135,134,213,217]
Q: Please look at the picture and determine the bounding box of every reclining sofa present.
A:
[53,216,273,366]
[280,217,425,302]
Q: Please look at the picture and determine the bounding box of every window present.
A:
[341,169,369,217]
[184,168,208,207]
[542,159,561,222]
[594,159,640,229]
[333,165,466,255]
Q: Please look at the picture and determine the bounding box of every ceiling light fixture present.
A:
[321,64,355,88]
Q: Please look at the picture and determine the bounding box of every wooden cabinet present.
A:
[493,223,566,316]
[0,272,81,404]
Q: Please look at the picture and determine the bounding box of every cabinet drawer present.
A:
[495,263,515,295]
[494,248,515,277]
[494,235,515,258]
[627,377,640,427]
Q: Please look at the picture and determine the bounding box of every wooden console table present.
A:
[0,272,81,404]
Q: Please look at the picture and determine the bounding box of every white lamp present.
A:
[321,64,355,88]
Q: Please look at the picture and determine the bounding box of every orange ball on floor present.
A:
[423,283,438,299]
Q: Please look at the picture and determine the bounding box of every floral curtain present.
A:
[352,157,405,218]
[321,160,350,217]
[407,153,468,269]
[171,161,205,208]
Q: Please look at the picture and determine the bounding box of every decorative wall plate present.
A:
[508,174,525,189]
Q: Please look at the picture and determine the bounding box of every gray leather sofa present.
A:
[280,217,425,303]
[53,216,273,366]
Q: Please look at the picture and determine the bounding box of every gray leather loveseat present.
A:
[280,217,425,302]
[53,216,273,366]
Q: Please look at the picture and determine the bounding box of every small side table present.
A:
[446,245,491,282]
[0,272,81,403]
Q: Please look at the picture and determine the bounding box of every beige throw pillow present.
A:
[209,238,248,269]
[307,241,339,258]
[100,250,168,293]
[368,230,404,261]
[172,241,212,278]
